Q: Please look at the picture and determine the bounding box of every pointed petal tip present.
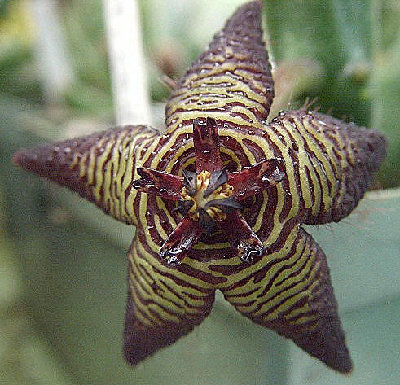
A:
[232,0,263,17]
[12,142,72,178]
[338,359,353,375]
[12,147,42,174]
[123,322,186,366]
[123,290,214,366]
[325,350,353,374]
[12,149,24,167]
[224,0,263,31]
[315,334,353,373]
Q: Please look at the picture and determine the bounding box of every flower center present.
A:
[180,170,234,222]
[132,117,284,265]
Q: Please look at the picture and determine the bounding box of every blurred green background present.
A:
[1,1,399,384]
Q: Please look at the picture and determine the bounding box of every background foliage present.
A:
[1,1,399,384]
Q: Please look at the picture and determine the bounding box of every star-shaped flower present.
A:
[13,0,386,373]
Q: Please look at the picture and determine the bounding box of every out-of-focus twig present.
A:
[103,0,151,126]
[30,0,74,104]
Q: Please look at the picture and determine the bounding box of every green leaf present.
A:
[265,0,371,124]
[264,0,400,188]
[370,1,400,187]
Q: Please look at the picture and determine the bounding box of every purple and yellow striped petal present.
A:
[221,229,352,373]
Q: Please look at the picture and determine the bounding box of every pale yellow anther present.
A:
[180,170,234,221]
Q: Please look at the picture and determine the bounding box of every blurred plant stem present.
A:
[103,0,151,125]
[30,0,74,104]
